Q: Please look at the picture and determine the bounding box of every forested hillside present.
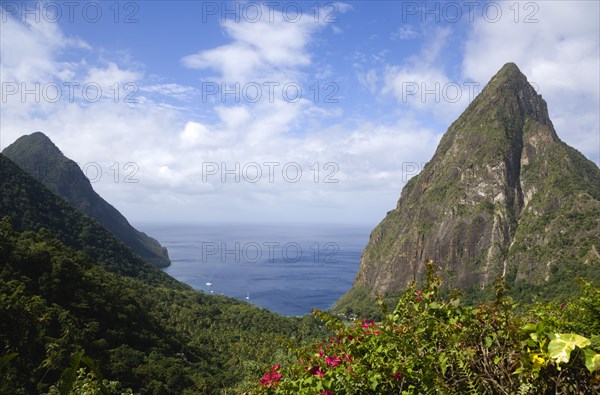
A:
[3,132,171,268]
[0,153,328,394]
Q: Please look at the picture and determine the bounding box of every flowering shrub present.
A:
[255,260,600,394]
[260,365,283,387]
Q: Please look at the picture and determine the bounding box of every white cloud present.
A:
[179,121,212,147]
[3,1,596,227]
[462,0,600,163]
[181,4,323,84]
[0,13,88,84]
[357,69,379,94]
[391,25,419,40]
[85,62,141,89]
[379,27,473,123]
[140,83,198,101]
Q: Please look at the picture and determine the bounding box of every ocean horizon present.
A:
[139,222,371,316]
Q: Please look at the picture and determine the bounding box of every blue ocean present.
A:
[140,223,371,316]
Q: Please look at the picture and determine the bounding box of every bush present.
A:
[254,260,600,394]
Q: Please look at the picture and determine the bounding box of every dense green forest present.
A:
[0,218,327,394]
[0,154,177,286]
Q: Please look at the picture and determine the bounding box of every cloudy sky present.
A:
[1,1,599,226]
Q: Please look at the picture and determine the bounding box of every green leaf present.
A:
[485,336,493,348]
[58,350,84,395]
[583,349,600,373]
[522,323,536,332]
[547,333,590,365]
[370,374,380,391]
[439,354,448,375]
[530,332,539,342]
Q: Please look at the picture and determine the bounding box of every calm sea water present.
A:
[140,223,371,316]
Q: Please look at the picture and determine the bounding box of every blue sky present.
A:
[1,1,599,226]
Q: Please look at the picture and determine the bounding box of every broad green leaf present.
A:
[530,332,538,342]
[547,333,590,365]
[583,349,600,373]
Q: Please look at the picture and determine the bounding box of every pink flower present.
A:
[393,371,403,380]
[416,290,422,301]
[309,365,324,377]
[260,365,283,387]
[362,320,375,329]
[320,390,335,395]
[325,355,342,367]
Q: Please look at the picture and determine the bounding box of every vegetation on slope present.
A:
[0,153,177,286]
[0,218,328,394]
[0,153,328,393]
[255,261,600,394]
[3,132,170,268]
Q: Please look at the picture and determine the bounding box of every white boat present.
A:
[206,282,213,287]
[245,292,250,300]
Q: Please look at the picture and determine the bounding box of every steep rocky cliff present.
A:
[338,63,600,310]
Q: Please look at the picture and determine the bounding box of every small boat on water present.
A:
[245,292,250,300]
[206,282,213,287]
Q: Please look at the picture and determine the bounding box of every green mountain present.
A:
[0,153,326,394]
[0,153,177,287]
[2,132,170,268]
[337,63,600,314]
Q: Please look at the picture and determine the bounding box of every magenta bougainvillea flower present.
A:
[308,365,324,377]
[259,364,283,387]
[325,355,342,367]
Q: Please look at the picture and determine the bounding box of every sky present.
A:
[1,0,599,226]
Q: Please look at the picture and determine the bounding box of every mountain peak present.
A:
[3,133,171,268]
[336,63,600,312]
[486,62,532,93]
[496,62,525,79]
[463,62,552,132]
[28,131,52,140]
[7,131,64,158]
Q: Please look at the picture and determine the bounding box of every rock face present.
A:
[3,132,171,268]
[340,63,600,306]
